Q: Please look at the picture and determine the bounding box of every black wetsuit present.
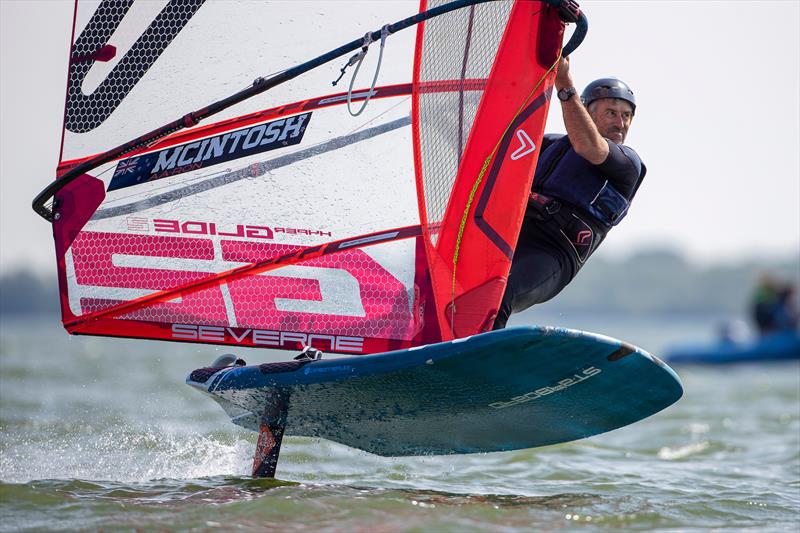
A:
[493,134,645,329]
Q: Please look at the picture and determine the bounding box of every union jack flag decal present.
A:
[116,157,140,174]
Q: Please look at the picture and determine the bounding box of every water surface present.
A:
[1,315,798,531]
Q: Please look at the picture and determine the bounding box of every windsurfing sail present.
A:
[37,0,585,355]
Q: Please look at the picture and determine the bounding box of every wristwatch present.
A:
[557,87,577,102]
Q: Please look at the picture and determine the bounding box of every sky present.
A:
[1,0,798,276]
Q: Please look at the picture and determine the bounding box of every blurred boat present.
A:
[664,330,800,364]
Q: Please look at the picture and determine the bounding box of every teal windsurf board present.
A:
[187,326,682,474]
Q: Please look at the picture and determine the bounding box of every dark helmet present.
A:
[581,78,636,115]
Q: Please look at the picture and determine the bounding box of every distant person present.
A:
[774,283,799,332]
[751,276,799,335]
[494,57,645,329]
[751,275,780,334]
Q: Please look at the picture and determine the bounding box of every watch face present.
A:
[558,88,575,101]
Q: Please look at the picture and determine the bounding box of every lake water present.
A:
[1,314,798,532]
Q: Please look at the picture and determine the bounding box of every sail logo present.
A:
[143,218,333,240]
[509,129,536,160]
[108,112,312,192]
[66,0,206,133]
[171,325,364,353]
[488,366,602,409]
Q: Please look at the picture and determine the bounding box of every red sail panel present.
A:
[413,0,564,340]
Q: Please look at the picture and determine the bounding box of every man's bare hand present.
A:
[555,56,574,90]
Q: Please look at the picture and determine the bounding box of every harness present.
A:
[533,135,645,230]
[526,191,597,264]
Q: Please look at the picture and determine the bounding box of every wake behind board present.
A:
[187,326,682,472]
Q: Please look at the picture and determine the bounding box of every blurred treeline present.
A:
[548,248,799,316]
[0,248,798,317]
[0,269,60,316]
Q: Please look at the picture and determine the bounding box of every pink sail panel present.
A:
[54,174,427,355]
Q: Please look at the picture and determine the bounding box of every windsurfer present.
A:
[494,57,646,329]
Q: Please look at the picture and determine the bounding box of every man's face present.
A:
[588,98,633,144]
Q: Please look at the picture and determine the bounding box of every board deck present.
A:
[187,327,683,456]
